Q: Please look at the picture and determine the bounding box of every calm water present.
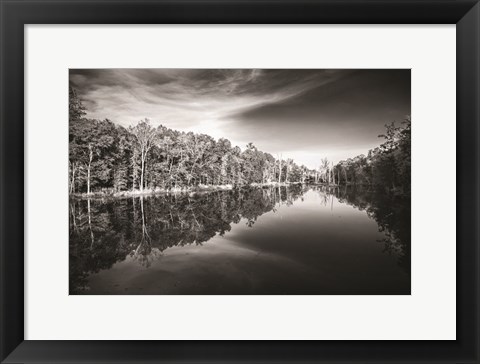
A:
[69,185,410,295]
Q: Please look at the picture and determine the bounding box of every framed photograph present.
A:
[1,0,478,363]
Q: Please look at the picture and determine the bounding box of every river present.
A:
[69,185,410,295]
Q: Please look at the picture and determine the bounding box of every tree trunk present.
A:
[168,159,174,188]
[188,158,198,186]
[140,155,145,192]
[87,162,91,194]
[87,145,93,194]
[132,150,137,192]
[278,159,282,183]
[70,162,76,194]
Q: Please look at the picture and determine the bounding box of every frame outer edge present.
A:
[1,0,480,363]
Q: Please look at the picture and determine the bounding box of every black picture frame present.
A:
[1,0,479,363]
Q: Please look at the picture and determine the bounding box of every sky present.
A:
[69,69,410,169]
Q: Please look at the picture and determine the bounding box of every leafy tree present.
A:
[69,86,86,121]
[334,116,411,196]
[70,118,119,193]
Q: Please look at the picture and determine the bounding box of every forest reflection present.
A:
[69,185,410,294]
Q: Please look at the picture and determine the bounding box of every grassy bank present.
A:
[70,182,300,199]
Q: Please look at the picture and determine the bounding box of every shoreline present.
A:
[68,182,395,200]
[69,182,305,199]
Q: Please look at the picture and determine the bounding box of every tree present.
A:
[130,119,158,192]
[113,126,134,192]
[320,158,329,183]
[69,87,87,193]
[69,86,86,121]
[70,119,115,194]
[285,159,293,183]
[331,161,335,185]
[277,154,282,183]
[333,116,411,196]
[216,138,232,185]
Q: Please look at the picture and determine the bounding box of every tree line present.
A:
[333,116,411,196]
[69,86,410,196]
[69,87,319,194]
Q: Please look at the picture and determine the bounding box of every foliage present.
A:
[68,87,410,197]
[334,117,411,196]
[69,86,86,120]
[69,118,316,194]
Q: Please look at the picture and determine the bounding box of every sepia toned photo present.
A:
[69,69,411,295]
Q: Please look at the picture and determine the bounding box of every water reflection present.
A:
[335,186,411,275]
[69,185,410,294]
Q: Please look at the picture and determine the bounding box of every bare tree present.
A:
[130,119,158,192]
[320,158,329,184]
[86,144,93,194]
[285,159,293,184]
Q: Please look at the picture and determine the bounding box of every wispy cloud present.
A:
[71,69,340,128]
